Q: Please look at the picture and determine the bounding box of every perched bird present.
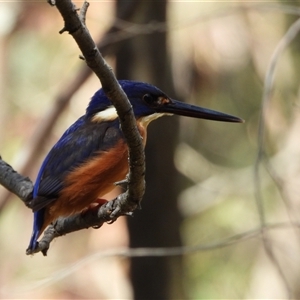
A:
[27,80,243,252]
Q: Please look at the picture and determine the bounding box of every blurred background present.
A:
[1,0,300,299]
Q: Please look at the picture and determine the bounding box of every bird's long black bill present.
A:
[158,99,243,123]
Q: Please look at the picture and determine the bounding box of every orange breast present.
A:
[45,140,129,223]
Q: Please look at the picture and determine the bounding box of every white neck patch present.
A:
[139,113,173,127]
[92,106,173,125]
[92,106,118,122]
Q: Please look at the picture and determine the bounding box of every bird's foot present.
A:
[98,193,135,225]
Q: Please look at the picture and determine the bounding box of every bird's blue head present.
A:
[86,80,243,124]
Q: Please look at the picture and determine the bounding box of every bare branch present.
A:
[0,1,139,211]
[0,156,32,205]
[23,0,146,255]
[27,207,134,255]
[54,0,145,207]
[79,1,89,25]
[0,0,144,256]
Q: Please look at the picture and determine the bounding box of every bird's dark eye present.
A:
[143,94,155,105]
[143,93,170,107]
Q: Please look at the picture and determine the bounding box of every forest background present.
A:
[0,1,300,299]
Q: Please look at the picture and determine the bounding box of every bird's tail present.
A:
[27,208,46,253]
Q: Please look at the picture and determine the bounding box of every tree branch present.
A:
[0,0,145,256]
[31,0,145,255]
[0,156,33,205]
[0,1,140,212]
[55,0,145,209]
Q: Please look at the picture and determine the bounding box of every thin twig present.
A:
[254,17,300,299]
[79,0,89,25]
[15,222,300,293]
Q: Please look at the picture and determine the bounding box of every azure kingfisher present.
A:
[27,80,243,252]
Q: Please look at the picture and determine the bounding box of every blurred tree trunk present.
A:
[115,1,185,299]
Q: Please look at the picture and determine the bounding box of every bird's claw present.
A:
[99,194,135,224]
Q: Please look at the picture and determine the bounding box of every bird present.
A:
[27,80,243,252]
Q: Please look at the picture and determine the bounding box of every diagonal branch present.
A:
[0,0,145,256]
[29,0,145,255]
[0,156,33,205]
[0,0,140,212]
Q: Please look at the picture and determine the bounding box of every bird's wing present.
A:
[30,117,122,211]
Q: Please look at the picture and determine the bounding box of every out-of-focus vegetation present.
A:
[1,1,300,299]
